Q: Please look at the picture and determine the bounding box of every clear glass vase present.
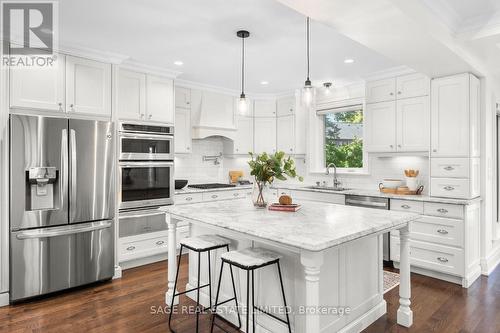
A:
[252,181,268,208]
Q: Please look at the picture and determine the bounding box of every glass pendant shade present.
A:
[238,94,248,115]
[302,85,315,108]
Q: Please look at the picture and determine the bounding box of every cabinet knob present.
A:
[186,101,190,105]
[211,194,218,199]
[444,166,454,171]
[69,104,74,111]
[233,193,239,197]
[290,148,293,152]
[397,91,402,95]
[398,144,401,148]
[437,257,449,263]
[186,147,190,150]
[443,186,455,191]
[432,149,437,152]
[437,229,449,235]
[126,246,135,251]
[148,115,152,119]
[401,204,410,209]
[390,92,394,96]
[156,240,165,246]
[389,145,394,148]
[141,114,145,119]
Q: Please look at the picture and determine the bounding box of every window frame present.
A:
[318,103,369,175]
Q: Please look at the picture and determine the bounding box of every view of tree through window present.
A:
[324,109,363,168]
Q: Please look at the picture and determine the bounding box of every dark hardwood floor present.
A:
[0,256,498,332]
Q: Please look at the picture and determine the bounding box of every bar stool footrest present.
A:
[174,283,210,297]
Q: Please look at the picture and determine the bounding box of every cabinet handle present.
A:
[69,104,74,111]
[141,114,145,119]
[211,194,218,199]
[397,91,402,95]
[437,208,448,213]
[186,147,190,150]
[397,144,401,148]
[444,166,455,171]
[126,246,135,251]
[156,240,165,246]
[148,115,152,119]
[389,145,394,148]
[437,229,449,235]
[443,186,455,191]
[290,148,293,152]
[401,204,411,209]
[58,102,63,111]
[233,193,239,197]
[185,197,193,201]
[437,257,449,263]
[186,101,190,105]
[432,149,437,152]
[390,92,394,96]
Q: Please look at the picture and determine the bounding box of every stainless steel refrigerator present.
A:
[10,114,115,301]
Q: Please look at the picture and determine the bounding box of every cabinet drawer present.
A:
[390,199,423,214]
[175,193,203,204]
[424,202,464,219]
[202,189,248,201]
[391,236,464,276]
[119,234,169,262]
[430,178,470,199]
[431,158,469,178]
[392,216,463,247]
[119,212,167,237]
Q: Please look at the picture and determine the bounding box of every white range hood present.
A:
[190,90,237,141]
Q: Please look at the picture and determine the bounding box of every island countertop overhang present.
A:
[162,200,419,252]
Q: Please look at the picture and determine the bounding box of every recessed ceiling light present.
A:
[174,61,184,66]
[260,81,269,85]
[344,58,354,64]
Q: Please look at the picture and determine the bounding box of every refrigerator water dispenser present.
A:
[27,167,57,210]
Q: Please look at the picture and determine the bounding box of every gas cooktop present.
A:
[187,183,237,190]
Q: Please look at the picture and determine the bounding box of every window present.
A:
[324,108,364,169]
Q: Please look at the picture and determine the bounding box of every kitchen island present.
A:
[163,199,419,333]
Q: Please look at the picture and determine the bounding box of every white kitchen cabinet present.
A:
[396,96,429,151]
[366,78,395,103]
[147,75,174,123]
[117,69,146,121]
[254,117,276,154]
[254,99,276,117]
[10,52,65,112]
[174,107,191,153]
[233,116,253,155]
[365,101,396,152]
[66,55,111,117]
[277,97,295,116]
[277,115,295,154]
[175,87,191,109]
[396,73,430,99]
[431,73,479,158]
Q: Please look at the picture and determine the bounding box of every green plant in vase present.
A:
[248,151,303,208]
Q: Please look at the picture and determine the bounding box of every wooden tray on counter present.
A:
[380,185,423,195]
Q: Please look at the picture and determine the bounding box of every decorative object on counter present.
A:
[174,179,188,190]
[268,203,302,212]
[379,183,424,195]
[381,179,403,189]
[404,169,420,191]
[248,151,303,208]
[279,194,293,205]
[229,170,244,184]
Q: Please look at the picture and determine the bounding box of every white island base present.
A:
[164,200,414,333]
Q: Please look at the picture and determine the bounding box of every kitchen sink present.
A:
[305,186,351,192]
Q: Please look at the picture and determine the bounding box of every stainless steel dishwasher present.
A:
[345,195,391,263]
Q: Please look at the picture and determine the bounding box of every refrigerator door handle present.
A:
[16,221,112,240]
[70,128,77,217]
[61,128,68,210]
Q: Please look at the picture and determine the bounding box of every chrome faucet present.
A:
[326,162,341,188]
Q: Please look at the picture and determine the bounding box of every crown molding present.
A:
[362,66,416,81]
[119,60,182,79]
[57,43,129,64]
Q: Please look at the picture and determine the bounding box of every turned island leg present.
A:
[165,214,179,306]
[300,250,324,333]
[397,224,413,327]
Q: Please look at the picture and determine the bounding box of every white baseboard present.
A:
[113,265,122,279]
[393,262,473,287]
[481,244,500,275]
[0,292,9,307]
[120,253,168,270]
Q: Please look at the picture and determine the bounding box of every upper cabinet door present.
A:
[66,55,111,117]
[234,116,253,155]
[175,87,191,109]
[117,69,146,121]
[365,101,396,152]
[254,100,276,117]
[277,115,295,154]
[254,117,276,154]
[174,107,191,153]
[396,73,430,99]
[146,75,174,123]
[396,96,429,152]
[366,78,395,103]
[10,53,65,112]
[431,74,470,157]
[277,97,295,117]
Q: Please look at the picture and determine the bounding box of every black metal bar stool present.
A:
[211,247,292,333]
[168,234,241,333]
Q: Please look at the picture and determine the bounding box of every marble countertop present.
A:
[274,184,481,205]
[175,184,252,195]
[162,200,419,252]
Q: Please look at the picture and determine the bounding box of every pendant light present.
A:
[237,30,250,115]
[302,17,314,107]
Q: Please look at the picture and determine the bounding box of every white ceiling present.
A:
[59,0,396,94]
